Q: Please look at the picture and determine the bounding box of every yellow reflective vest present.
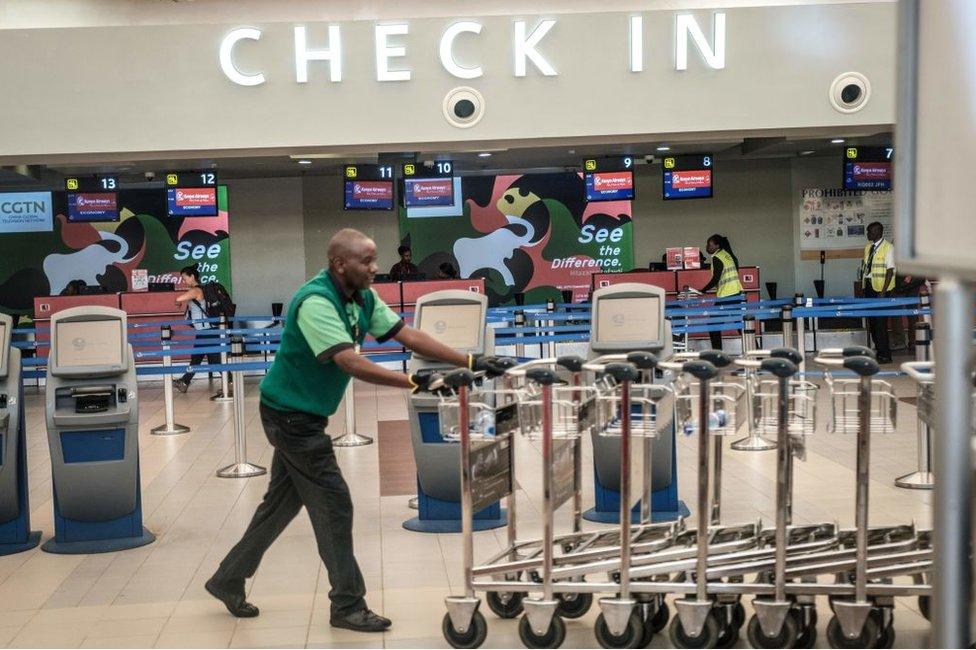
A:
[861,240,895,292]
[713,249,743,298]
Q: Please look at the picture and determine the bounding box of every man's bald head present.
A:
[328,228,373,267]
[327,228,379,292]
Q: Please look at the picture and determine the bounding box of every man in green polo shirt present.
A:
[205,228,509,633]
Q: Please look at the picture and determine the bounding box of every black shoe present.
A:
[205,577,259,618]
[877,356,893,364]
[330,608,392,632]
[173,379,189,394]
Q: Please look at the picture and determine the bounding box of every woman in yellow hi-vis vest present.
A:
[702,234,743,350]
[860,221,895,363]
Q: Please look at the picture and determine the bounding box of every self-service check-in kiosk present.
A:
[403,290,506,533]
[584,283,689,523]
[0,314,41,555]
[43,306,154,553]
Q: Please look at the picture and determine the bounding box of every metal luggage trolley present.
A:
[821,347,897,435]
[813,348,931,648]
[440,358,604,649]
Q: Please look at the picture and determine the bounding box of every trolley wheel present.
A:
[715,615,739,649]
[825,612,880,649]
[594,611,644,649]
[442,610,488,649]
[918,595,931,621]
[746,612,798,648]
[731,602,746,630]
[871,609,895,649]
[556,591,593,619]
[646,600,670,635]
[486,590,525,619]
[791,607,818,649]
[518,613,566,649]
[668,609,721,649]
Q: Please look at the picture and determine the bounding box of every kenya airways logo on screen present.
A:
[671,170,712,189]
[592,172,633,191]
[353,181,393,200]
[175,188,216,207]
[852,162,890,180]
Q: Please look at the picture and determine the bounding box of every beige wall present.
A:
[631,158,796,296]
[0,4,896,161]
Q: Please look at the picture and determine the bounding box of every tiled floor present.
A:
[0,357,933,648]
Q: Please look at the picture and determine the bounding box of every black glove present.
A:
[468,354,516,378]
[409,370,445,394]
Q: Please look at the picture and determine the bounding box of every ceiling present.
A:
[2,129,893,188]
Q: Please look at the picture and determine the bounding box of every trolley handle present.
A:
[901,361,935,383]
[626,350,659,370]
[682,359,718,380]
[843,355,880,377]
[820,345,876,359]
[506,357,561,377]
[441,368,477,389]
[555,355,585,373]
[604,362,639,383]
[698,349,733,368]
[760,357,798,378]
[769,347,803,365]
[525,367,562,386]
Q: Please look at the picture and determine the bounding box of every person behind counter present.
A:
[701,234,744,350]
[858,221,895,363]
[389,245,419,281]
[436,262,458,280]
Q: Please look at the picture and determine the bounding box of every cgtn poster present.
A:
[398,172,633,305]
[0,191,53,233]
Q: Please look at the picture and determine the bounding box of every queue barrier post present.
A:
[731,315,776,452]
[332,346,374,448]
[781,304,794,351]
[794,293,806,374]
[514,310,526,359]
[211,315,234,402]
[217,337,266,478]
[545,298,556,359]
[151,325,190,436]
[895,322,934,490]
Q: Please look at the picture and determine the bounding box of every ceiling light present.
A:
[656,146,671,152]
[478,152,492,158]
[830,138,845,144]
[800,150,815,155]
[297,160,312,165]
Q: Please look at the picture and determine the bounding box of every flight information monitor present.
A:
[67,192,119,222]
[584,157,635,202]
[54,319,125,370]
[402,161,456,207]
[343,164,394,210]
[843,146,893,191]
[166,170,219,216]
[663,154,714,200]
[415,303,482,350]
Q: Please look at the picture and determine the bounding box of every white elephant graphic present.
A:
[453,215,536,287]
[43,231,134,295]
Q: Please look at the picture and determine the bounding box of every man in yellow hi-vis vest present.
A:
[860,221,895,363]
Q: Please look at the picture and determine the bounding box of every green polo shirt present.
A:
[297,291,403,362]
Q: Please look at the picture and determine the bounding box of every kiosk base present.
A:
[583,465,689,524]
[582,501,690,524]
[402,481,507,533]
[42,527,155,554]
[0,530,41,556]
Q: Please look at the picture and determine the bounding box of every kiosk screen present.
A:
[56,320,124,368]
[595,296,661,343]
[417,303,482,350]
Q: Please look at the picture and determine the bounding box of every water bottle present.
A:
[714,409,728,427]
[475,409,495,437]
[708,412,721,430]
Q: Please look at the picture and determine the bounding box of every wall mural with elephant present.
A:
[397,172,633,305]
[0,187,231,317]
